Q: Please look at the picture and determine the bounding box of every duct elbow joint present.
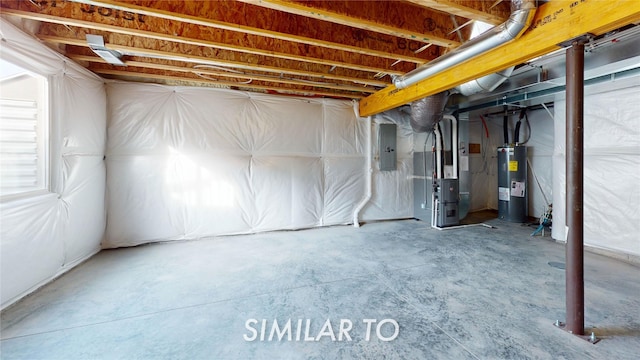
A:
[391,0,536,91]
[393,76,411,89]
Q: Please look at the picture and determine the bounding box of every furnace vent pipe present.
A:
[443,115,458,179]
[393,0,536,89]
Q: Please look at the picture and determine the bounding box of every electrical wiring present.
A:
[480,115,490,139]
[191,64,374,89]
[477,115,490,175]
[193,71,253,84]
[520,112,532,145]
[514,109,532,145]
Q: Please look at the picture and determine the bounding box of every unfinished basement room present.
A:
[0,0,639,359]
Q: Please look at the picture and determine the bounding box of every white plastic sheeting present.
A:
[0,19,106,309]
[553,85,640,256]
[465,108,554,217]
[362,109,414,220]
[105,83,412,247]
[520,109,554,218]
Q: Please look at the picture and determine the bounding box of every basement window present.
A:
[0,59,49,199]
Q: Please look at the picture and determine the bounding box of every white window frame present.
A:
[0,61,51,202]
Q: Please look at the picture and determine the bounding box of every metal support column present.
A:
[565,41,585,336]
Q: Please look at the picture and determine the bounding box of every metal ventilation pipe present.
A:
[394,0,537,89]
[410,91,449,133]
[456,66,515,96]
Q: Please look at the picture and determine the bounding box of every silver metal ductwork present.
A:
[456,66,515,96]
[410,91,449,133]
[394,0,537,89]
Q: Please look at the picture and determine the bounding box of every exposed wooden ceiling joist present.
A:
[10,0,617,102]
[67,0,434,64]
[69,54,378,94]
[236,0,462,48]
[1,6,411,76]
[359,0,640,116]
[404,0,511,25]
[94,68,367,99]
[40,34,389,87]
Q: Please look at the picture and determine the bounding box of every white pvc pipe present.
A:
[353,112,372,228]
[434,123,442,180]
[432,223,495,231]
[431,193,437,228]
[443,114,458,179]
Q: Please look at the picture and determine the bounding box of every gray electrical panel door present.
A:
[436,178,459,227]
[379,123,396,171]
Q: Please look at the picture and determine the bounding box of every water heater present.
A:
[497,146,527,222]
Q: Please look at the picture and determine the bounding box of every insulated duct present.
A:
[393,0,537,89]
[410,91,449,133]
[456,66,515,96]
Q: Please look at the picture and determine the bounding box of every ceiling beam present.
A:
[359,0,640,116]
[0,3,412,75]
[69,54,378,93]
[40,35,389,87]
[237,0,461,48]
[92,68,366,99]
[404,0,511,25]
[68,0,433,64]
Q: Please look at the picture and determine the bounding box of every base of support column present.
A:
[553,321,600,344]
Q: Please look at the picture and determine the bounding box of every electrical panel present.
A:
[378,124,397,171]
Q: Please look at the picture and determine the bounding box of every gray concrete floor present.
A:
[1,218,639,359]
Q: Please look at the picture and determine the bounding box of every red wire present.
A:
[480,115,489,138]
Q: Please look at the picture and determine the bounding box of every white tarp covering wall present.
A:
[465,108,554,218]
[105,83,413,248]
[362,108,414,221]
[553,84,640,256]
[0,19,107,309]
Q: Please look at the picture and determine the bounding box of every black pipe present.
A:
[480,103,554,118]
[514,121,522,144]
[565,41,585,336]
[503,105,509,145]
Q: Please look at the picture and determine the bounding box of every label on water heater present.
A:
[509,161,518,172]
[499,187,510,201]
[511,181,525,197]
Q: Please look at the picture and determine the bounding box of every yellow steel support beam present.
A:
[359,0,640,116]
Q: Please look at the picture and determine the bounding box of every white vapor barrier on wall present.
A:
[465,108,554,217]
[361,108,414,220]
[553,85,640,256]
[106,83,415,247]
[0,19,106,309]
[466,115,501,211]
[520,109,554,219]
